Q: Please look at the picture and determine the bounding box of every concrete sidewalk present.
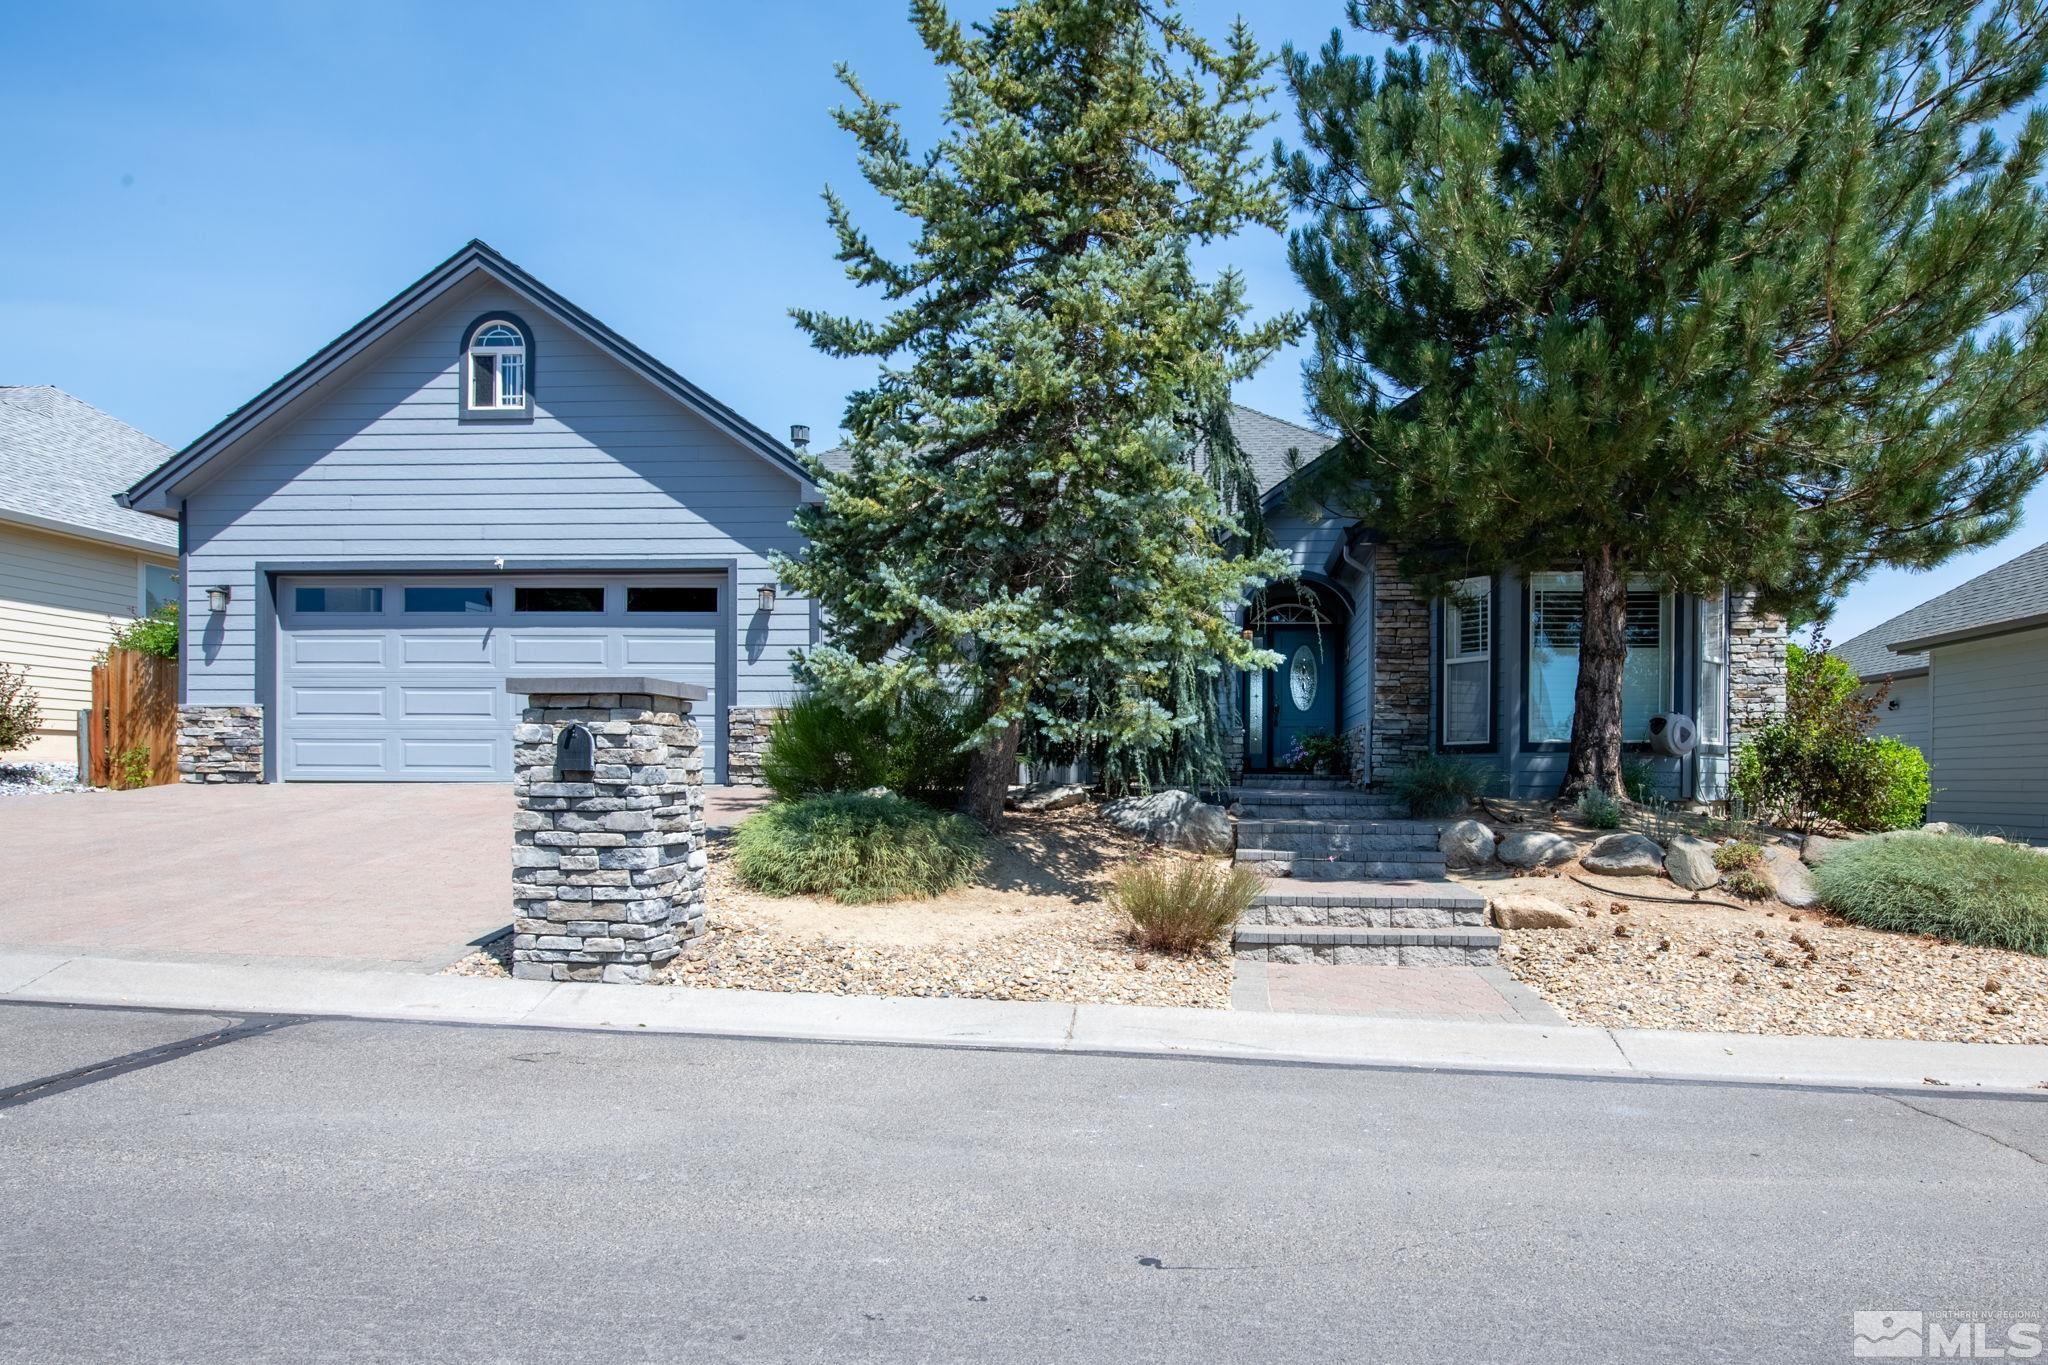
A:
[4,948,2046,1093]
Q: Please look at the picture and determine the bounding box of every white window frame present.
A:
[137,560,178,615]
[465,320,529,414]
[1440,575,1492,748]
[1697,590,1729,748]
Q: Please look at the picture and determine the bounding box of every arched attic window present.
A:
[462,315,531,417]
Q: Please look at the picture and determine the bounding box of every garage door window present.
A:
[627,586,717,613]
[295,585,384,613]
[515,586,605,613]
[404,586,493,614]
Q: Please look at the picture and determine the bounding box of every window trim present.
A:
[1436,574,1497,752]
[458,311,535,422]
[137,559,179,616]
[1519,571,1676,753]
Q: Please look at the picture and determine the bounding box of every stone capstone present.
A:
[1490,894,1579,930]
[1498,829,1577,869]
[510,682,708,984]
[1439,818,1497,869]
[1100,789,1233,855]
[1582,831,1665,877]
[177,705,264,784]
[1762,845,1820,908]
[1663,834,1721,891]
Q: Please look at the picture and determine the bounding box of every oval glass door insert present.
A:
[1289,645,1318,711]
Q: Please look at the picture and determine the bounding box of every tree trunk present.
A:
[1560,546,1629,801]
[960,716,1024,828]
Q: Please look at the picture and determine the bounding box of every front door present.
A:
[1267,624,1337,768]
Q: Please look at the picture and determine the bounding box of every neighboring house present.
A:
[0,387,178,764]
[1834,542,2048,840]
[122,239,1785,796]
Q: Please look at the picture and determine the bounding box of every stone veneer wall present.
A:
[1729,591,1789,745]
[177,705,263,783]
[1369,545,1433,779]
[724,706,783,786]
[511,686,707,984]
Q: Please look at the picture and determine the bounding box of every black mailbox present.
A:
[555,723,596,779]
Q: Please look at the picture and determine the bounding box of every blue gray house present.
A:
[121,240,1785,797]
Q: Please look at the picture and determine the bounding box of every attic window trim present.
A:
[459,311,535,422]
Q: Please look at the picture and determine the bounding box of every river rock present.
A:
[1490,894,1579,930]
[1101,789,1234,855]
[1581,832,1665,877]
[1439,818,1497,869]
[1498,830,1577,869]
[1664,834,1721,891]
[1763,846,1820,908]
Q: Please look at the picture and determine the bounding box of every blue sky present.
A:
[2,0,2040,643]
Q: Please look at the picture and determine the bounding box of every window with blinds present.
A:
[1527,572,1674,744]
[1441,576,1491,746]
[1698,591,1729,746]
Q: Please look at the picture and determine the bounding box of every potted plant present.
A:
[1285,730,1347,776]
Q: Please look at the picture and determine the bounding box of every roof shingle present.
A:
[1834,539,2048,677]
[0,387,175,551]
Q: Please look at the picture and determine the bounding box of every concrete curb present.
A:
[3,950,2046,1093]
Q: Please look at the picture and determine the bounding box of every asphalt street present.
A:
[2,1000,2044,1363]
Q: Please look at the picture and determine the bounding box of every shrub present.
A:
[1384,753,1490,817]
[0,663,39,756]
[1814,832,2048,955]
[732,793,987,904]
[1733,640,1931,832]
[1576,788,1623,829]
[759,690,973,805]
[1112,859,1262,954]
[1722,867,1774,900]
[108,604,179,660]
[1713,840,1763,871]
[1621,754,1659,804]
[112,745,151,790]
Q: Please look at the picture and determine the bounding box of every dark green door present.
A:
[1268,624,1337,766]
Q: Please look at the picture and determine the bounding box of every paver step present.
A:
[1235,821,1444,854]
[1232,924,1501,966]
[1228,775,1356,791]
[1236,803,1411,822]
[1232,786,1403,804]
[1239,898,1488,928]
[1250,879,1487,909]
[1240,854,1450,880]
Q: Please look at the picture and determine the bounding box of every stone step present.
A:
[1236,801,1411,821]
[1235,820,1444,854]
[1230,774,1355,789]
[1239,898,1488,928]
[1250,879,1489,910]
[1232,786,1400,804]
[1239,853,1450,880]
[1232,925,1501,967]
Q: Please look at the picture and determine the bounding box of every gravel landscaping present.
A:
[450,806,1232,1008]
[0,762,87,797]
[1472,866,2048,1045]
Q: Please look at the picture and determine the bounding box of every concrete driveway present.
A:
[0,784,514,970]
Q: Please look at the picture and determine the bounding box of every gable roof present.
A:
[119,239,814,515]
[0,387,176,553]
[809,403,1332,493]
[1836,539,2048,675]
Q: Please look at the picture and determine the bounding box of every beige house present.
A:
[0,387,178,765]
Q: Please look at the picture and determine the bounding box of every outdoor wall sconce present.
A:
[206,585,232,614]
[758,584,777,614]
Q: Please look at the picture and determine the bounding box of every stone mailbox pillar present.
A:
[505,675,709,984]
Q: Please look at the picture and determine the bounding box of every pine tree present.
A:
[1282,0,2048,797]
[782,0,1297,824]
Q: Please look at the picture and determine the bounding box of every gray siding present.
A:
[1866,673,1931,756]
[1926,631,2048,840]
[178,278,812,775]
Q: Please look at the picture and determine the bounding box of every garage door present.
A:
[277,575,721,781]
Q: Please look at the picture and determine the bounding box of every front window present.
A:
[1440,576,1491,747]
[465,319,528,413]
[1698,591,1729,746]
[1528,571,1673,744]
[142,563,178,615]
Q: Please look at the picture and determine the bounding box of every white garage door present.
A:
[276,574,721,781]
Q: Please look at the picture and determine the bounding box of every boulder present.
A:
[1439,818,1497,869]
[1490,894,1579,930]
[1763,846,1820,908]
[1498,830,1577,869]
[1800,833,1858,867]
[1664,834,1721,891]
[1012,782,1091,813]
[1101,789,1234,855]
[1921,821,1969,837]
[1581,831,1666,877]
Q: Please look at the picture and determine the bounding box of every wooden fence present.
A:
[87,648,178,788]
